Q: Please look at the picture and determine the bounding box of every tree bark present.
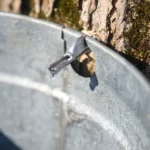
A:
[80,0,127,51]
[0,0,21,13]
[79,0,150,64]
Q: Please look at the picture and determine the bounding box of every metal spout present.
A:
[48,36,90,77]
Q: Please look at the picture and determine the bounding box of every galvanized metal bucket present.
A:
[0,12,150,150]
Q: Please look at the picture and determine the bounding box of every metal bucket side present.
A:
[0,12,150,150]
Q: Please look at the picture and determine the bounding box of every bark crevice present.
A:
[107,0,118,44]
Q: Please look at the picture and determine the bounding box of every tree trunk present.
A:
[80,0,127,50]
[0,0,149,64]
[79,0,150,64]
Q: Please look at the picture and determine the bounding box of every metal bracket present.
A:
[48,34,90,77]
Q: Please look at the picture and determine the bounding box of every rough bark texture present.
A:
[29,0,55,18]
[80,0,127,51]
[0,0,21,13]
[0,0,150,64]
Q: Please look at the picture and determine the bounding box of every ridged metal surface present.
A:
[0,12,150,150]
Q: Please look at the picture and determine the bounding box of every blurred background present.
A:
[0,0,82,29]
